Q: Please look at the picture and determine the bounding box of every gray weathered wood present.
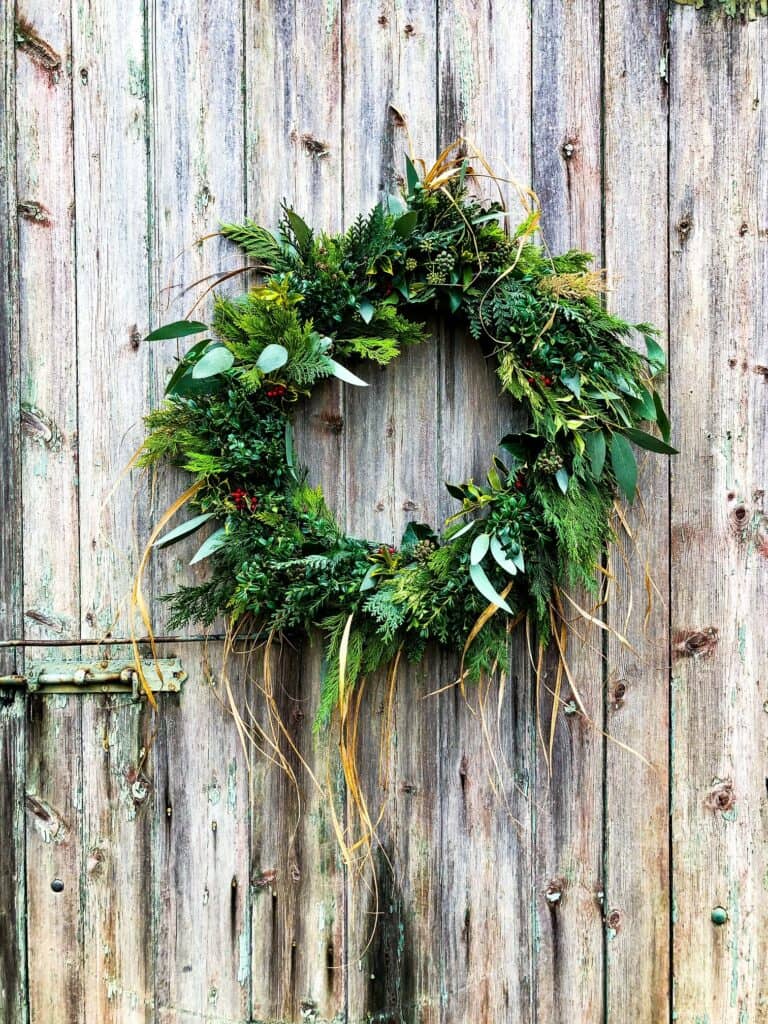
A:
[603,2,671,1020]
[669,8,768,1021]
[531,3,606,1020]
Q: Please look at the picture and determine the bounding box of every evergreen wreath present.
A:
[137,146,674,726]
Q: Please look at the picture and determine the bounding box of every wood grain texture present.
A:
[669,9,768,1022]
[603,2,671,1021]
[246,3,347,1019]
[531,3,606,1021]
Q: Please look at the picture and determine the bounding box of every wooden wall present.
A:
[1,2,767,1022]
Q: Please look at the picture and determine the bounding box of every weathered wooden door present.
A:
[2,2,767,1022]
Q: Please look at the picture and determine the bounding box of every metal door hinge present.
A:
[0,658,186,698]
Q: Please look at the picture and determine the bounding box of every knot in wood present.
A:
[706,777,736,814]
[674,627,718,659]
[545,877,565,905]
[605,908,623,933]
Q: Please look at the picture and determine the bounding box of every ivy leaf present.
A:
[358,299,375,324]
[555,467,570,494]
[469,563,512,613]
[490,535,517,576]
[284,208,312,251]
[327,359,368,387]
[611,433,638,503]
[405,154,420,195]
[394,211,418,238]
[145,320,208,341]
[560,371,581,398]
[256,343,289,373]
[154,513,215,550]
[623,427,678,455]
[470,532,490,565]
[653,390,671,443]
[644,333,666,373]
[585,430,606,479]
[189,527,227,565]
[192,344,235,379]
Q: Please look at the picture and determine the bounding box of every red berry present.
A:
[250,497,258,510]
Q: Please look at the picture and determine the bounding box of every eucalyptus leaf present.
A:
[446,520,475,541]
[611,433,638,503]
[470,533,490,565]
[145,320,208,341]
[560,371,581,398]
[555,467,570,494]
[192,344,235,379]
[358,299,375,325]
[469,563,512,613]
[327,359,368,387]
[490,535,518,576]
[189,527,227,566]
[256,343,289,373]
[585,430,606,479]
[154,513,215,550]
[360,566,378,592]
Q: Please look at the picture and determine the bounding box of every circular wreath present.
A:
[139,148,674,723]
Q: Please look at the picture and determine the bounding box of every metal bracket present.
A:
[0,658,187,698]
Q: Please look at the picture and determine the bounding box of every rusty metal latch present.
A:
[0,658,186,698]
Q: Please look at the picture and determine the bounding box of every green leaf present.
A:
[169,367,221,397]
[192,344,235,379]
[447,290,462,314]
[446,520,475,541]
[386,193,407,215]
[630,386,657,422]
[154,513,215,550]
[445,482,468,501]
[393,211,418,238]
[358,299,375,325]
[145,320,208,341]
[284,208,312,251]
[360,566,378,592]
[511,547,525,573]
[405,155,420,195]
[470,533,490,565]
[644,333,666,373]
[256,343,289,373]
[611,433,638,503]
[585,430,606,479]
[469,563,512,613]
[490,535,517,576]
[189,527,227,565]
[401,522,434,547]
[327,359,368,387]
[653,390,671,443]
[164,338,211,395]
[560,371,581,398]
[285,420,295,471]
[555,467,570,494]
[623,427,678,455]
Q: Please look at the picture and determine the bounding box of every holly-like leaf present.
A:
[611,433,638,502]
[145,320,208,341]
[469,563,512,613]
[470,532,490,565]
[256,343,289,373]
[154,513,215,550]
[192,344,235,379]
[189,527,227,565]
[623,427,678,455]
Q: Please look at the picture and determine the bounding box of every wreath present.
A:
[137,146,674,727]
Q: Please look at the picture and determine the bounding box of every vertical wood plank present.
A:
[603,3,671,1021]
[1,6,26,1021]
[246,2,347,1019]
[146,4,253,1019]
[531,3,606,1020]
[70,2,155,1018]
[341,4,440,1021]
[436,3,535,1020]
[669,9,768,1021]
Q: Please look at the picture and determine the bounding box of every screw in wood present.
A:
[711,906,728,925]
[51,878,64,893]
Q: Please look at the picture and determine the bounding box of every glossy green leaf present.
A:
[490,535,517,576]
[192,344,235,379]
[448,290,462,314]
[284,208,312,251]
[145,320,208,341]
[555,467,570,494]
[445,482,468,501]
[405,155,420,195]
[189,527,227,565]
[154,513,215,550]
[560,371,581,398]
[360,566,378,592]
[164,338,211,395]
[585,430,606,479]
[623,427,678,455]
[470,532,490,565]
[285,420,295,471]
[469,563,512,613]
[644,333,666,373]
[653,390,671,443]
[256,343,289,373]
[327,359,368,387]
[358,300,375,324]
[394,211,418,238]
[611,433,638,503]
